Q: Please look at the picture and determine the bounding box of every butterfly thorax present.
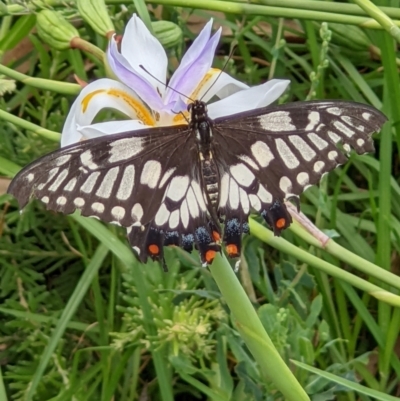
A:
[189,100,219,206]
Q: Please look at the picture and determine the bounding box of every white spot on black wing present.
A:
[131,203,143,222]
[333,120,355,138]
[328,151,338,160]
[229,179,240,209]
[314,161,325,173]
[307,133,328,150]
[180,200,189,229]
[279,176,292,193]
[140,160,161,188]
[219,174,229,208]
[81,172,101,194]
[238,154,259,170]
[326,107,342,116]
[187,188,199,218]
[80,150,98,170]
[64,177,77,192]
[258,111,296,131]
[48,169,69,192]
[38,167,60,190]
[169,209,179,229]
[74,197,85,207]
[116,165,135,200]
[328,131,341,144]
[257,185,272,203]
[155,203,169,225]
[251,141,274,167]
[362,112,371,121]
[166,176,189,202]
[305,111,320,131]
[55,155,71,166]
[96,167,119,198]
[249,194,261,211]
[230,164,255,187]
[239,188,250,214]
[191,181,207,212]
[159,168,176,187]
[111,205,125,220]
[109,137,143,163]
[92,202,105,213]
[296,172,309,186]
[288,135,316,161]
[56,196,67,205]
[275,138,299,169]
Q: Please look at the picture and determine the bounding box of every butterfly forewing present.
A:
[213,101,386,236]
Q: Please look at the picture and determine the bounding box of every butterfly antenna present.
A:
[199,44,237,102]
[139,65,194,103]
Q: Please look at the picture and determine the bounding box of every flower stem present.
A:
[4,0,400,20]
[249,218,400,307]
[144,0,399,30]
[208,253,310,401]
[70,37,105,61]
[0,64,80,95]
[352,0,400,42]
[0,109,60,142]
[288,218,400,292]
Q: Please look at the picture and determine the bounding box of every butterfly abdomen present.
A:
[201,156,219,206]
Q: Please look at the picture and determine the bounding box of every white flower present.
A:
[61,14,290,147]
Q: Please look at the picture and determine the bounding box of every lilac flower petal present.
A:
[169,96,188,114]
[120,14,167,97]
[165,21,222,104]
[207,79,290,119]
[107,37,164,111]
[61,78,155,147]
[78,120,152,140]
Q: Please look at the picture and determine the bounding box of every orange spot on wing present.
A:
[148,244,160,255]
[226,244,239,256]
[205,250,216,263]
[276,218,286,229]
[212,231,221,242]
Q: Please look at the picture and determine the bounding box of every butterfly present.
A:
[8,100,387,269]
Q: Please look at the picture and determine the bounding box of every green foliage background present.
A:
[1,1,400,400]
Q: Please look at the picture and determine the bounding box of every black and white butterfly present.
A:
[8,100,386,268]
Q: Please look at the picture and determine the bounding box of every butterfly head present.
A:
[188,100,208,122]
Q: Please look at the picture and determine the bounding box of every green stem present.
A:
[288,219,400,292]
[249,219,400,307]
[0,109,60,142]
[144,0,398,29]
[209,253,310,401]
[4,0,400,20]
[70,37,105,61]
[352,0,400,42]
[0,64,80,95]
